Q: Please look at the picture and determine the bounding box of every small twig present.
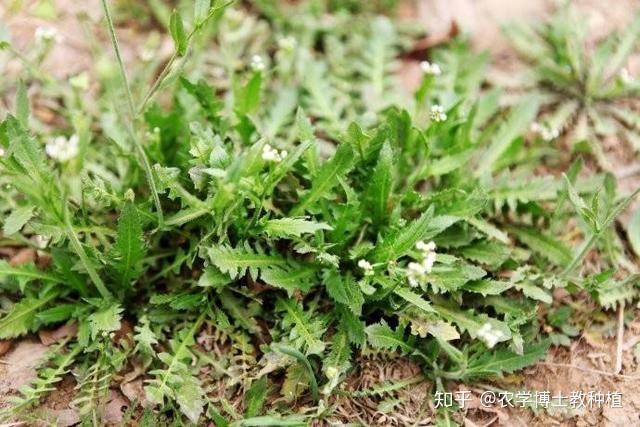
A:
[537,362,640,380]
[615,302,625,374]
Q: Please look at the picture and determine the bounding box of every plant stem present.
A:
[136,52,178,116]
[562,233,598,277]
[101,0,164,228]
[65,216,112,299]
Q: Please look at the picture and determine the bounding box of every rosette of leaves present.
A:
[503,4,640,169]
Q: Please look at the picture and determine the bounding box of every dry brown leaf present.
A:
[0,340,49,394]
[121,378,149,407]
[9,248,36,266]
[38,322,78,346]
[0,340,13,356]
[104,390,129,424]
[50,409,80,427]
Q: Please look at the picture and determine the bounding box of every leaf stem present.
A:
[101,0,164,228]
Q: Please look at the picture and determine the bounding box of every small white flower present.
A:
[35,26,63,44]
[325,366,339,379]
[277,36,297,52]
[139,48,155,62]
[530,122,559,141]
[0,146,5,157]
[45,134,79,162]
[33,234,50,249]
[420,60,441,76]
[620,67,633,84]
[416,240,436,253]
[357,259,374,276]
[477,322,505,348]
[250,54,266,71]
[430,105,447,122]
[261,144,287,163]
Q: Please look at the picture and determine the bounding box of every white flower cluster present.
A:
[530,122,560,141]
[357,259,374,276]
[407,240,437,287]
[420,60,441,76]
[278,36,297,52]
[477,322,505,348]
[261,144,287,163]
[45,135,79,162]
[250,54,266,71]
[430,105,447,122]
[35,26,63,44]
[0,146,5,157]
[620,68,634,84]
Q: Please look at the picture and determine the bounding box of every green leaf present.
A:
[393,287,435,313]
[3,205,35,235]
[16,81,29,127]
[292,142,355,215]
[0,292,58,339]
[260,265,316,295]
[628,207,640,258]
[510,226,572,267]
[323,271,364,315]
[169,10,188,56]
[264,218,332,238]
[371,207,434,262]
[277,299,326,355]
[563,174,598,232]
[365,321,416,355]
[475,100,540,176]
[194,0,211,24]
[427,262,486,292]
[208,243,288,280]
[88,303,123,340]
[463,340,550,380]
[235,72,263,115]
[245,377,268,418]
[364,142,393,226]
[112,201,145,288]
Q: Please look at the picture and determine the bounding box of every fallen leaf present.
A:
[0,340,13,356]
[51,409,80,427]
[38,322,78,346]
[9,248,36,266]
[104,390,129,424]
[0,339,49,394]
[121,378,149,407]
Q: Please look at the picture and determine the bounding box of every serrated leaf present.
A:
[208,243,288,280]
[463,340,550,380]
[292,142,355,215]
[476,100,540,176]
[112,201,145,288]
[88,303,123,340]
[0,292,58,339]
[365,321,415,354]
[510,226,572,267]
[371,207,434,262]
[364,142,393,226]
[264,218,332,238]
[324,271,364,315]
